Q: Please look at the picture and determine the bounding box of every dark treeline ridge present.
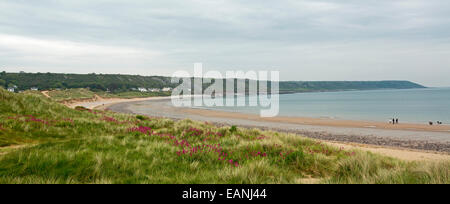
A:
[278,81,426,93]
[0,72,425,93]
[0,72,174,92]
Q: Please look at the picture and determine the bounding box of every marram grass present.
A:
[0,88,448,184]
[44,88,171,102]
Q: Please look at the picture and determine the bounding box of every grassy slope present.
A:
[0,88,448,184]
[47,88,98,102]
[45,88,171,102]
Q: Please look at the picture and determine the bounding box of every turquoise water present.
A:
[195,88,450,123]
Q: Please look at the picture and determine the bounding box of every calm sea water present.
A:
[194,88,450,124]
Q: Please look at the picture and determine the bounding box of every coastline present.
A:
[180,107,450,133]
[68,97,450,160]
[77,97,450,133]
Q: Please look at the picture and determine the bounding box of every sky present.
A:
[0,0,449,87]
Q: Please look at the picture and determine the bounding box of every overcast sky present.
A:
[1,0,449,87]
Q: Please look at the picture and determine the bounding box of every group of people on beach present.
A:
[390,118,399,124]
[430,121,443,125]
[390,118,445,126]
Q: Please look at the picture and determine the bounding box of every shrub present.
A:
[136,115,148,121]
[229,125,237,134]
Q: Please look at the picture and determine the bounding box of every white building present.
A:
[138,88,148,92]
[30,87,39,91]
[162,87,172,92]
[7,87,15,92]
[149,88,161,92]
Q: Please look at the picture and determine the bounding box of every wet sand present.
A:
[102,98,450,154]
[323,141,450,161]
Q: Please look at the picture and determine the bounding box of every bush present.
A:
[136,115,148,121]
[229,125,237,134]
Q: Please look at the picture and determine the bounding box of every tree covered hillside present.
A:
[0,72,174,92]
[0,72,425,93]
[279,81,426,93]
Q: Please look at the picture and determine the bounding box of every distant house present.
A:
[30,87,39,91]
[138,88,148,92]
[149,88,161,92]
[7,84,17,92]
[162,87,172,92]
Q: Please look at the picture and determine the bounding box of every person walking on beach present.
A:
[392,118,395,125]
[396,118,399,124]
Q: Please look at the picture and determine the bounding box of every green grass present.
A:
[47,88,97,102]
[45,88,170,102]
[0,88,448,184]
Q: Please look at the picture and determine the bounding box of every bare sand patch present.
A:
[323,141,450,161]
[41,91,50,98]
[67,96,172,110]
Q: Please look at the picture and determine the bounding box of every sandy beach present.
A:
[67,95,172,109]
[68,97,450,161]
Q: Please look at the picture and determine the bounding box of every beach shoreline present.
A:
[81,96,450,133]
[180,107,450,133]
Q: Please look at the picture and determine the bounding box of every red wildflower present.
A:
[128,126,153,135]
[24,115,51,125]
[102,116,120,124]
[185,127,203,137]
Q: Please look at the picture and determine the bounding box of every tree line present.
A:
[0,71,425,93]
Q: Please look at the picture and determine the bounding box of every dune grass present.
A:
[0,88,448,184]
[44,88,170,102]
[46,88,98,102]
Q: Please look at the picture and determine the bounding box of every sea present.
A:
[192,87,450,124]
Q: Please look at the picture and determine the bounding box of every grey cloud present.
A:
[0,0,450,86]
